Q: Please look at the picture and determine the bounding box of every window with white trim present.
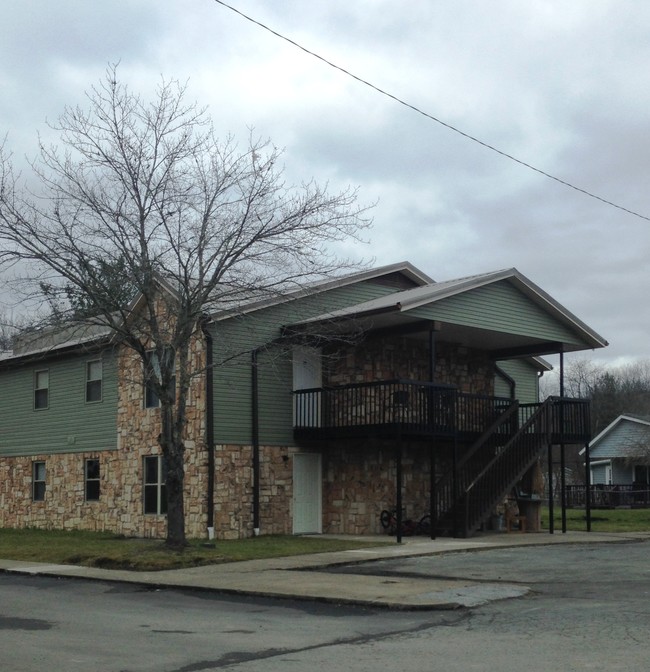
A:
[86,360,103,403]
[143,455,167,514]
[34,370,49,410]
[85,458,100,501]
[32,461,46,501]
[144,349,175,409]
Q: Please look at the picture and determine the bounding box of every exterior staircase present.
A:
[434,397,588,537]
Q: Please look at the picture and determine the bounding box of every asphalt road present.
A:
[2,539,650,671]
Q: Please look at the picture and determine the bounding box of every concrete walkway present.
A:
[1,530,646,610]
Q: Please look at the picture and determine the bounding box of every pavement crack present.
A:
[168,613,469,671]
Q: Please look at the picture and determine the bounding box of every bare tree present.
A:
[0,313,17,350]
[0,66,371,548]
[0,311,38,351]
[545,356,650,437]
[540,357,604,400]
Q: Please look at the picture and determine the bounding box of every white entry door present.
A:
[293,453,322,534]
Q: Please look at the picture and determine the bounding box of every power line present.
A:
[212,0,650,222]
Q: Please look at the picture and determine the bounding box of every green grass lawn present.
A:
[542,507,650,533]
[0,528,390,571]
[3,509,649,572]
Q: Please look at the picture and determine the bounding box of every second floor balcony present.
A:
[293,379,591,445]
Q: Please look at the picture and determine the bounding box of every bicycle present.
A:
[415,514,432,536]
[379,509,417,536]
[380,510,432,537]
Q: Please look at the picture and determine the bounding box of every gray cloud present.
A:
[1,0,649,363]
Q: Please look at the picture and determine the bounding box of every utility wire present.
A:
[213,0,650,222]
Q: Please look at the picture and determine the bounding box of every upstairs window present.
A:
[85,458,100,501]
[86,360,103,403]
[34,370,49,410]
[144,349,175,409]
[32,461,46,501]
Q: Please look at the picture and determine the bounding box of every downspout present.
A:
[251,349,260,536]
[200,318,215,541]
[494,365,516,400]
[428,328,436,383]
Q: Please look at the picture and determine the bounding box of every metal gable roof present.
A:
[209,261,434,321]
[285,267,608,353]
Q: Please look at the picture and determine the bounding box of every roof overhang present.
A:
[284,311,577,358]
[283,267,607,358]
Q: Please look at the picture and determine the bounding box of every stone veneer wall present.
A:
[0,450,120,532]
[326,336,495,395]
[321,443,431,535]
[115,327,209,538]
[0,327,213,539]
[0,441,297,540]
[214,444,296,539]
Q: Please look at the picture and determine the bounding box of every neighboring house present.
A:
[0,261,608,539]
[587,414,650,486]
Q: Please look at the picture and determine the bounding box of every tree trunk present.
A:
[160,402,186,548]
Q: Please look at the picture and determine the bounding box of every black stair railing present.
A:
[433,400,519,534]
[460,398,555,535]
[438,396,591,536]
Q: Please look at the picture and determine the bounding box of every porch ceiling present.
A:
[285,310,569,358]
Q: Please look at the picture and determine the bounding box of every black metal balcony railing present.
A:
[294,380,591,443]
[294,379,510,436]
[519,397,591,443]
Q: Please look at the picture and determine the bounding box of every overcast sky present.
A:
[1,1,649,366]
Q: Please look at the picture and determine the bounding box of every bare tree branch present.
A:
[0,65,372,547]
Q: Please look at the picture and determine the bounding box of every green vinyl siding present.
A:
[410,281,586,346]
[0,349,118,457]
[495,359,540,403]
[212,278,404,445]
[258,346,294,443]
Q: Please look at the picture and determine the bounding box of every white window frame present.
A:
[32,461,46,501]
[143,455,167,515]
[85,360,103,403]
[144,349,175,409]
[85,458,101,501]
[34,370,49,410]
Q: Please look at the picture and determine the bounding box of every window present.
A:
[143,455,167,514]
[144,349,175,409]
[85,459,100,501]
[34,370,49,410]
[144,352,160,408]
[634,465,650,485]
[32,462,46,501]
[86,360,103,403]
